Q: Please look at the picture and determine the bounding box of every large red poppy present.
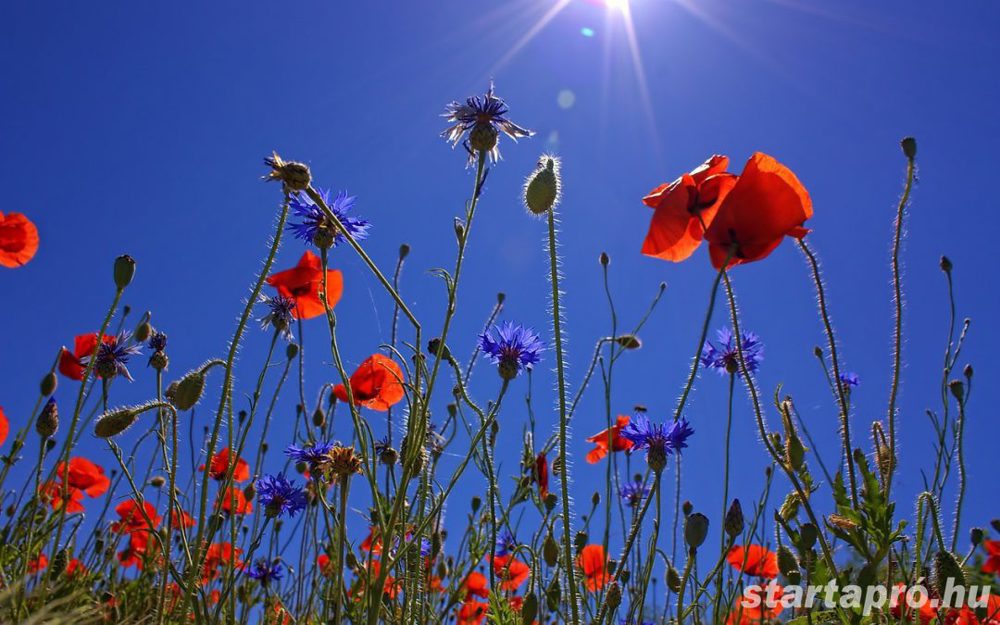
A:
[704,153,812,269]
[585,415,634,464]
[727,544,779,579]
[0,211,39,268]
[118,530,157,570]
[0,406,8,447]
[642,155,738,262]
[111,499,161,534]
[578,544,610,591]
[464,571,489,599]
[266,250,343,320]
[333,354,405,411]
[456,599,489,625]
[58,333,115,381]
[490,555,531,591]
[200,447,250,482]
[57,457,111,497]
[727,583,784,625]
[217,486,252,515]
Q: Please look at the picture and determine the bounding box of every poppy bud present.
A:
[948,379,964,403]
[471,496,481,513]
[149,475,166,488]
[724,499,744,538]
[398,243,410,260]
[684,513,709,550]
[940,255,953,273]
[900,136,917,159]
[523,155,561,215]
[606,581,622,609]
[36,398,59,438]
[614,335,642,350]
[40,371,57,397]
[574,531,588,551]
[45,438,56,451]
[286,343,299,360]
[170,370,207,411]
[312,407,325,429]
[469,122,499,153]
[599,252,610,266]
[544,492,557,512]
[798,523,818,550]
[521,591,538,625]
[667,565,682,593]
[682,500,693,516]
[94,406,141,438]
[543,534,559,567]
[970,527,984,547]
[931,551,965,599]
[963,364,973,379]
[428,338,450,361]
[496,292,506,306]
[813,345,823,358]
[243,483,256,502]
[545,577,561,612]
[591,491,601,506]
[777,545,798,578]
[134,320,151,343]
[113,255,136,290]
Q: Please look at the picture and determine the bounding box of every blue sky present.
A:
[2,0,998,560]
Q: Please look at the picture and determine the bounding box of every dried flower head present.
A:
[263,151,311,191]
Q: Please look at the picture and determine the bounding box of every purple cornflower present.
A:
[701,328,763,375]
[441,83,533,164]
[246,559,283,584]
[256,474,307,518]
[840,372,860,389]
[85,331,142,381]
[479,321,544,380]
[285,441,335,471]
[495,530,517,557]
[147,330,167,352]
[621,415,694,471]
[619,479,651,508]
[259,294,296,338]
[419,537,433,558]
[288,188,370,249]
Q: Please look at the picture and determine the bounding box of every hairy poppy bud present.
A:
[971,527,984,547]
[813,345,823,358]
[134,320,151,343]
[170,370,207,411]
[574,530,588,551]
[37,398,59,438]
[931,551,965,598]
[40,371,57,397]
[591,491,601,506]
[543,534,559,567]
[667,565,682,593]
[545,577,561,612]
[428,338,450,361]
[521,591,538,625]
[263,152,311,192]
[606,582,622,609]
[963,364,973,379]
[286,343,299,360]
[397,243,410,260]
[113,255,136,290]
[900,136,917,159]
[940,255,953,273]
[523,155,561,215]
[779,492,802,521]
[469,122,499,153]
[312,407,325,429]
[149,475,166,488]
[724,499,744,538]
[615,335,642,350]
[777,545,799,578]
[95,406,141,438]
[544,492,557,512]
[684,513,709,550]
[798,523,818,550]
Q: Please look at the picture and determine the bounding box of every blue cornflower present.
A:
[258,294,296,338]
[246,559,283,585]
[285,441,335,471]
[441,83,534,164]
[495,530,518,557]
[840,372,860,389]
[621,415,694,472]
[419,537,433,558]
[701,328,764,375]
[619,479,651,508]
[479,321,544,380]
[288,188,370,249]
[85,331,142,381]
[256,474,307,518]
[147,330,167,352]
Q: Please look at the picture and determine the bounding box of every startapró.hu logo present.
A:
[742,580,994,617]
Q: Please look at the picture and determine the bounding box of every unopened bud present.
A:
[40,371,57,397]
[948,379,964,403]
[606,581,622,609]
[940,255,953,273]
[777,545,798,578]
[900,136,917,160]
[931,551,965,599]
[286,343,299,360]
[312,408,325,429]
[970,527,984,547]
[170,369,207,411]
[134,320,151,343]
[113,255,136,290]
[149,475,166,488]
[523,155,561,215]
[263,152,311,191]
[684,513,709,550]
[724,499,744,538]
[94,406,141,438]
[37,398,59,438]
[667,565,682,593]
[615,335,642,350]
[682,500,693,516]
[543,534,559,567]
[399,244,410,259]
[521,591,538,625]
[599,252,610,266]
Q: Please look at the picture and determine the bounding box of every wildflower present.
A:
[641,155,737,262]
[258,294,296,338]
[701,328,764,375]
[620,415,694,472]
[27,553,48,574]
[840,372,860,388]
[441,83,533,163]
[325,445,363,478]
[578,544,610,591]
[111,499,161,534]
[288,188,370,249]
[82,331,142,381]
[463,571,489,599]
[266,250,344,320]
[523,155,561,215]
[456,598,489,625]
[202,542,242,585]
[727,584,784,625]
[58,333,115,381]
[246,559,284,584]
[118,530,156,570]
[263,152,311,192]
[889,583,936,625]
[218,487,253,515]
[285,441,335,472]
[147,330,168,369]
[333,354,405,411]
[490,554,531,591]
[983,540,1000,575]
[0,211,40,267]
[0,406,7,446]
[479,321,544,380]
[54,457,111,505]
[495,530,518,557]
[585,415,635,464]
[200,448,250,483]
[704,152,813,269]
[256,474,307,518]
[65,558,87,579]
[619,478,650,508]
[535,452,549,499]
[727,544,779,579]
[171,509,196,528]
[316,554,334,577]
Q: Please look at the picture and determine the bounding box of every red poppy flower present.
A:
[27,553,48,574]
[727,544,779,579]
[535,452,549,500]
[490,555,531,591]
[456,599,489,625]
[111,499,161,534]
[171,509,197,528]
[578,544,610,591]
[983,539,1000,575]
[45,457,111,513]
[58,333,114,381]
[0,406,8,447]
[333,354,405,411]
[200,447,250,482]
[39,479,85,513]
[585,415,634,464]
[65,558,87,578]
[202,542,242,584]
[118,530,154,569]
[642,155,738,262]
[367,560,400,598]
[464,571,489,598]
[727,584,784,625]
[317,553,334,577]
[704,152,812,269]
[360,527,384,554]
[889,583,936,625]
[218,487,253,515]
[0,211,39,268]
[266,250,344,320]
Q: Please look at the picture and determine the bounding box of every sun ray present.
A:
[488,0,574,76]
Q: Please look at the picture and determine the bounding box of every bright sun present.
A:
[604,0,629,11]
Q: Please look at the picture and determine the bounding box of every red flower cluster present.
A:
[203,542,242,585]
[642,153,812,269]
[114,499,161,569]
